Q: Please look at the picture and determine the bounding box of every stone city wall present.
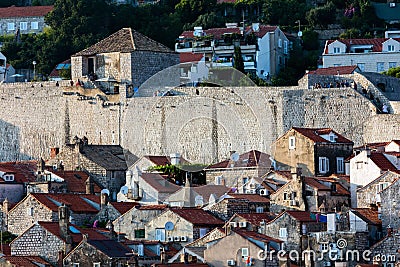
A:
[0,82,399,165]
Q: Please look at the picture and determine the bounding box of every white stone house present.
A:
[349,149,399,207]
[0,5,53,35]
[175,23,290,79]
[322,37,400,73]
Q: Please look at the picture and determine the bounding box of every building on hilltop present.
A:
[322,37,400,73]
[71,27,179,96]
[175,23,290,79]
[271,127,354,177]
[0,5,53,35]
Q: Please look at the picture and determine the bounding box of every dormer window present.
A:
[388,45,395,52]
[3,174,14,181]
[333,47,340,54]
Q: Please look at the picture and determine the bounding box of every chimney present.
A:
[2,198,9,214]
[291,166,302,180]
[37,158,45,173]
[85,176,94,194]
[160,246,166,264]
[170,153,181,165]
[101,192,108,209]
[50,147,60,159]
[58,204,72,247]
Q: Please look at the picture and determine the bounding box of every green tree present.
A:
[306,2,337,28]
[233,46,245,73]
[263,0,309,27]
[382,67,400,78]
[175,0,217,24]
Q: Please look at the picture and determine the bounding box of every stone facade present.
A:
[63,238,132,267]
[1,73,400,166]
[261,212,326,254]
[7,195,56,235]
[380,178,400,232]
[207,197,268,221]
[356,171,399,209]
[10,222,65,265]
[113,206,165,240]
[205,167,269,188]
[203,230,280,267]
[370,233,400,264]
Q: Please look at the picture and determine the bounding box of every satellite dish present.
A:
[120,186,129,194]
[195,195,204,207]
[298,31,303,37]
[101,189,110,195]
[230,152,240,162]
[165,221,174,231]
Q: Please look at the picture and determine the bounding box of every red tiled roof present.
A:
[234,229,283,244]
[248,25,278,38]
[2,256,50,266]
[228,193,270,203]
[324,38,400,54]
[140,173,181,193]
[51,170,102,193]
[307,65,359,75]
[110,202,137,215]
[354,142,389,151]
[143,155,189,166]
[170,208,224,226]
[137,204,168,210]
[0,5,53,18]
[179,25,277,40]
[351,208,381,225]
[383,151,400,157]
[370,152,398,172]
[292,127,353,144]
[236,212,276,226]
[0,161,37,183]
[31,193,100,213]
[192,184,232,201]
[206,150,271,169]
[38,221,108,243]
[180,52,204,63]
[304,177,330,190]
[0,243,11,255]
[286,211,317,222]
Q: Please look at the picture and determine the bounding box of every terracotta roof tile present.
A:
[0,161,37,183]
[87,239,131,258]
[286,211,317,222]
[109,202,138,215]
[2,256,51,266]
[234,229,283,244]
[304,177,330,190]
[179,25,277,40]
[140,173,181,193]
[180,52,204,63]
[236,212,276,226]
[51,170,102,193]
[73,28,174,56]
[0,5,53,18]
[228,193,270,203]
[206,150,271,169]
[38,222,108,243]
[370,152,398,172]
[31,193,100,213]
[307,65,359,75]
[351,208,381,225]
[292,127,353,144]
[137,204,168,210]
[170,208,224,226]
[324,38,398,54]
[143,155,189,166]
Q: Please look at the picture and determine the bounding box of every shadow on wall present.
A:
[0,120,31,161]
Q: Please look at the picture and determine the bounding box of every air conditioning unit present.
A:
[323,262,331,267]
[167,236,174,242]
[229,222,237,228]
[290,200,297,206]
[181,236,187,242]
[174,236,181,241]
[239,221,247,228]
[227,260,236,266]
[259,189,268,196]
[390,2,396,7]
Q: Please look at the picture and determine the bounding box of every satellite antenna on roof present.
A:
[101,189,110,195]
[165,221,174,231]
[230,152,240,162]
[120,186,129,195]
